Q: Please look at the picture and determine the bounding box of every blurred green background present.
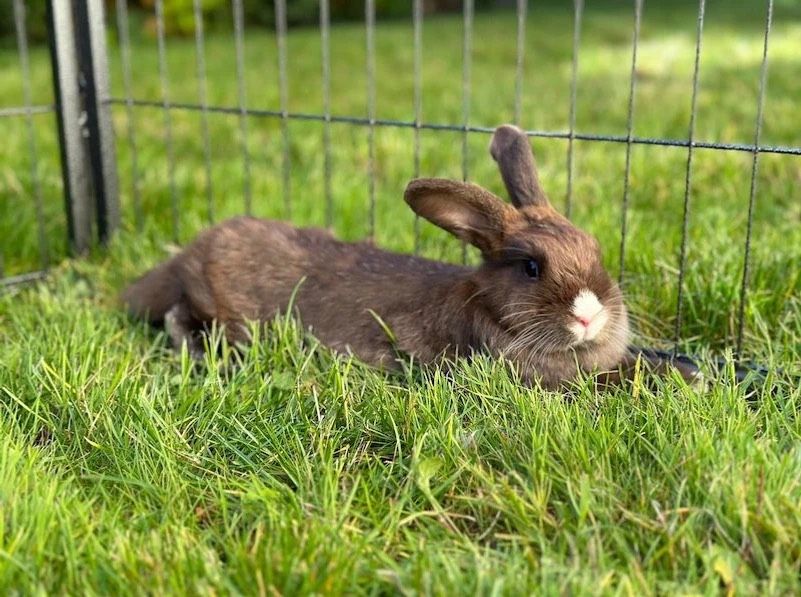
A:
[0,0,499,42]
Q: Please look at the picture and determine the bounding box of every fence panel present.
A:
[97,0,798,355]
[0,0,54,287]
[3,0,799,359]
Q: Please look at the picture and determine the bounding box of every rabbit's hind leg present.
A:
[164,300,206,361]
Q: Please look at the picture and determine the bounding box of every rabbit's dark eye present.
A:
[523,259,540,280]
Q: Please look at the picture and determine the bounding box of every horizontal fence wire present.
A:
[103,98,801,157]
[0,270,49,288]
[0,105,53,118]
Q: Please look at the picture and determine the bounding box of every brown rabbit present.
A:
[122,124,630,388]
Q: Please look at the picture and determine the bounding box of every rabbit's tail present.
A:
[121,259,182,324]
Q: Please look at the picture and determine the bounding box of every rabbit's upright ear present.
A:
[489,124,549,208]
[404,178,512,255]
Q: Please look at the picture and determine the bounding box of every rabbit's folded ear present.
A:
[490,124,550,208]
[404,178,512,255]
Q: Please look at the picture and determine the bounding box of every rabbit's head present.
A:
[404,125,629,385]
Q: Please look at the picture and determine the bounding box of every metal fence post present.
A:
[77,0,120,244]
[46,0,119,253]
[47,0,91,253]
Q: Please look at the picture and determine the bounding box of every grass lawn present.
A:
[2,0,801,593]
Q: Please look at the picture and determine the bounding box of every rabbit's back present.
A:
[174,216,467,365]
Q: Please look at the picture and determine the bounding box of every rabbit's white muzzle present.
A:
[569,288,609,344]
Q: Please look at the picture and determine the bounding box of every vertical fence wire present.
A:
[736,0,774,356]
[275,0,291,219]
[320,0,333,229]
[13,0,49,269]
[565,0,584,219]
[413,0,423,254]
[232,0,252,215]
[461,0,473,184]
[514,0,527,126]
[618,0,643,285]
[114,0,142,231]
[155,0,179,241]
[674,0,706,351]
[365,0,377,241]
[461,0,474,263]
[192,0,214,223]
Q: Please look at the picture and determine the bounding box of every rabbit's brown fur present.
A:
[123,125,630,388]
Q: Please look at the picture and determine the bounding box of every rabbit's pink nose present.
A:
[575,315,592,328]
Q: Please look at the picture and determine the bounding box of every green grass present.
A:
[1,1,801,593]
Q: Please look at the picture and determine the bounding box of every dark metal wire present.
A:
[674,0,706,351]
[155,0,179,241]
[13,0,49,269]
[461,0,473,184]
[0,105,53,118]
[514,0,527,126]
[565,0,584,219]
[461,0,473,264]
[275,0,291,219]
[618,0,642,285]
[193,0,214,223]
[366,0,376,241]
[232,0,252,215]
[320,0,333,229]
[114,0,142,231]
[0,270,48,288]
[105,97,801,157]
[413,0,423,254]
[736,0,774,356]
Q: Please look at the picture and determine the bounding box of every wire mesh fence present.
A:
[0,0,53,287]
[1,0,799,359]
